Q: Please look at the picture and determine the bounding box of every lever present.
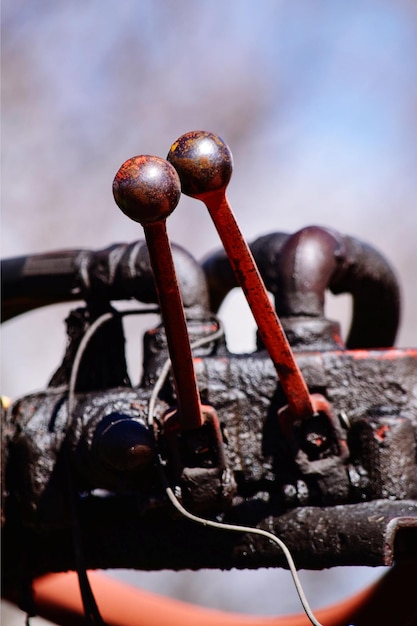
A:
[113,155,203,431]
[167,131,314,420]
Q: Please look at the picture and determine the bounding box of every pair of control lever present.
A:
[113,131,320,445]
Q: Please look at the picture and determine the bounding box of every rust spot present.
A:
[375,424,390,442]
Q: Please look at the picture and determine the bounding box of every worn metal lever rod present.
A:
[168,131,313,420]
[113,155,203,430]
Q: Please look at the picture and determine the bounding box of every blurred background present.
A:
[1,0,416,622]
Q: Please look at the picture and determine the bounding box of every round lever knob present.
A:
[113,155,181,224]
[113,155,203,431]
[167,131,233,200]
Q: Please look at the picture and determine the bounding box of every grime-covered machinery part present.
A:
[1,240,210,322]
[2,341,416,578]
[203,226,401,349]
[1,225,416,584]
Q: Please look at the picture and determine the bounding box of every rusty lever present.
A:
[113,155,203,431]
[167,131,314,420]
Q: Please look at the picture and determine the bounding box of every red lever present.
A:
[113,155,203,431]
[167,131,313,420]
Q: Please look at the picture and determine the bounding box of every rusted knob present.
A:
[113,155,181,224]
[167,131,233,200]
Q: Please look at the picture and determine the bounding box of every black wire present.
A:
[64,450,107,626]
[63,306,160,625]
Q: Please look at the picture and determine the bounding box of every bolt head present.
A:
[167,131,233,199]
[113,155,181,224]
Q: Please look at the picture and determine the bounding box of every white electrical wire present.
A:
[147,323,323,626]
[146,320,225,427]
[67,310,323,625]
[67,307,159,430]
[67,311,115,427]
[164,484,323,626]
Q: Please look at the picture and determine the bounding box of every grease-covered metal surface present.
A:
[2,222,417,587]
[3,341,416,581]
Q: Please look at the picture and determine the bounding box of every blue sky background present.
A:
[2,0,416,619]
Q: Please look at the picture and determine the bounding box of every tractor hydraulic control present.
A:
[1,132,416,593]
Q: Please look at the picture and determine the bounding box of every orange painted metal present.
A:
[113,154,203,432]
[143,221,203,430]
[204,191,314,421]
[277,393,349,462]
[28,562,417,626]
[167,130,313,421]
